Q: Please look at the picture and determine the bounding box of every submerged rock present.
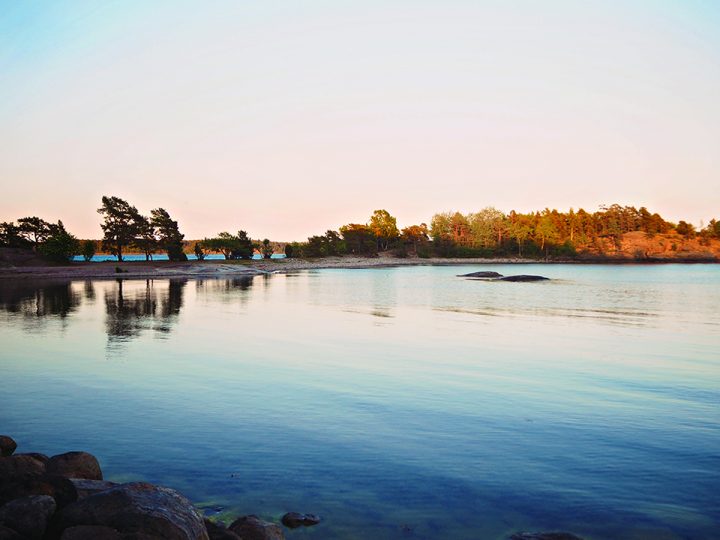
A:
[510,533,584,540]
[0,494,56,540]
[228,515,284,540]
[47,451,103,480]
[281,512,321,529]
[458,271,503,278]
[499,275,550,282]
[0,437,17,457]
[58,482,208,540]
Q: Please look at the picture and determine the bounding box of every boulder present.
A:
[61,525,122,540]
[280,512,321,529]
[0,437,16,457]
[499,275,549,282]
[509,533,584,540]
[458,271,503,278]
[47,452,103,480]
[15,453,49,466]
[0,525,22,540]
[228,516,284,540]
[58,482,208,540]
[68,479,118,500]
[204,519,240,540]
[0,455,46,481]
[0,495,56,540]
[0,474,77,508]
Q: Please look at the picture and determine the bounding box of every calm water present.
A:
[0,264,718,540]
[73,253,286,262]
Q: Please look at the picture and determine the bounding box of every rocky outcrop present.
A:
[68,479,118,500]
[228,516,284,540]
[47,452,103,481]
[0,455,46,480]
[58,482,208,540]
[61,525,123,540]
[204,519,240,540]
[458,271,504,278]
[0,437,17,458]
[280,512,321,529]
[0,495,56,539]
[499,275,549,282]
[0,473,77,508]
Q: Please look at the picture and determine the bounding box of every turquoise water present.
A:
[0,264,718,539]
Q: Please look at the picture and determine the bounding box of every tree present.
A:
[401,224,429,254]
[17,217,53,250]
[261,239,273,259]
[203,232,240,259]
[133,215,158,261]
[284,243,295,258]
[0,222,29,248]
[509,222,532,256]
[151,208,187,261]
[676,221,696,237]
[193,242,206,261]
[81,240,96,262]
[38,221,79,263]
[97,196,143,262]
[368,209,399,250]
[232,231,255,259]
[339,224,377,255]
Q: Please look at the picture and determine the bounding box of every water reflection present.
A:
[0,280,81,319]
[104,279,187,342]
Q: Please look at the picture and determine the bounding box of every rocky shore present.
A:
[0,436,587,540]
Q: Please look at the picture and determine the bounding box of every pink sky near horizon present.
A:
[1,1,719,240]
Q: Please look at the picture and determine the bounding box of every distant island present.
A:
[1,197,719,275]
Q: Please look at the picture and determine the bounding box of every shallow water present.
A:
[1,264,718,539]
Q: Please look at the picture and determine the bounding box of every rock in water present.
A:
[58,482,208,540]
[458,271,503,278]
[47,452,103,480]
[281,512,321,528]
[510,533,584,540]
[0,437,17,457]
[499,275,549,282]
[229,516,284,540]
[0,495,56,540]
[204,519,240,540]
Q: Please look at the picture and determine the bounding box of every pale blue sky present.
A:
[1,1,719,239]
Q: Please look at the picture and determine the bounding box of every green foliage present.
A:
[38,221,79,262]
[284,243,295,258]
[81,240,96,262]
[151,208,187,261]
[261,239,273,259]
[17,217,53,249]
[675,221,695,237]
[193,242,206,261]
[368,209,399,250]
[339,224,377,255]
[0,222,30,248]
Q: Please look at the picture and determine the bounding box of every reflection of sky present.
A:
[2,2,720,237]
[1,265,719,539]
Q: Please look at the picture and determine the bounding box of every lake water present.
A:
[73,253,287,262]
[0,264,718,539]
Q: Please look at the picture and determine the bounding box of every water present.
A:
[73,253,287,262]
[0,264,718,539]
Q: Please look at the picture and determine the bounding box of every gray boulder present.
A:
[0,495,56,540]
[458,271,503,278]
[228,516,284,540]
[499,275,549,282]
[0,437,16,457]
[58,482,208,540]
[48,452,103,480]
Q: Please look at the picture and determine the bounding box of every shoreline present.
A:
[0,255,717,281]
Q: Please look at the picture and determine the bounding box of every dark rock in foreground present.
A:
[0,474,77,509]
[61,525,123,540]
[510,532,584,540]
[281,511,321,528]
[229,515,284,540]
[48,452,103,481]
[0,494,56,539]
[58,482,208,540]
[0,524,23,540]
[69,479,118,500]
[204,519,240,540]
[0,455,46,481]
[459,271,504,278]
[499,275,550,282]
[0,437,17,458]
[14,453,49,466]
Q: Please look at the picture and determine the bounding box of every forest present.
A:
[1,196,718,262]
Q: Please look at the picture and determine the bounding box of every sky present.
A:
[1,0,719,240]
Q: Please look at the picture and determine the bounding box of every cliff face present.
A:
[577,231,720,260]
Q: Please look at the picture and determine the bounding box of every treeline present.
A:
[2,198,719,262]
